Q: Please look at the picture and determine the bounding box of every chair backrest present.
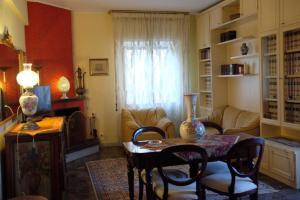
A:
[131,126,166,143]
[226,138,265,188]
[157,144,208,198]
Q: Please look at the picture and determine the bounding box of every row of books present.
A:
[267,55,277,76]
[203,77,211,91]
[285,103,300,123]
[267,79,277,99]
[284,53,300,75]
[264,101,278,120]
[200,48,210,60]
[265,35,276,54]
[204,94,212,107]
[285,78,300,100]
[285,30,300,51]
[204,62,211,75]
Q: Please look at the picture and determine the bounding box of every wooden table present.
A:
[123,134,252,200]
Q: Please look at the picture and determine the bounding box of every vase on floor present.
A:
[179,93,205,139]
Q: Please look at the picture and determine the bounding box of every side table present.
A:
[4,117,65,200]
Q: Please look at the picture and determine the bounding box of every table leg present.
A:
[145,168,153,200]
[127,162,134,200]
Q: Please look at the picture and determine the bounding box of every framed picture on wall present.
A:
[89,58,109,75]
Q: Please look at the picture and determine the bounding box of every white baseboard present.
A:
[65,145,99,163]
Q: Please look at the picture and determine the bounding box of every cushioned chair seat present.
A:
[203,161,229,176]
[151,169,199,200]
[201,173,257,194]
[141,168,188,183]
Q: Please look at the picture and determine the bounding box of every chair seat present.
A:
[201,172,257,194]
[203,161,229,176]
[141,168,188,183]
[151,170,199,200]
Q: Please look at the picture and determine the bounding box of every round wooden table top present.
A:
[9,196,47,200]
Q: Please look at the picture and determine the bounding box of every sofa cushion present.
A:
[235,111,260,129]
[130,108,166,126]
[222,106,242,130]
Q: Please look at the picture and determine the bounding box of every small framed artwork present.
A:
[89,58,109,75]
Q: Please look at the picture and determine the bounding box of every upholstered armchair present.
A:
[200,105,260,136]
[121,107,175,142]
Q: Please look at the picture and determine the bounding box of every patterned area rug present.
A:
[86,158,279,200]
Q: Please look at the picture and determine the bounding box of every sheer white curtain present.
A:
[113,13,190,126]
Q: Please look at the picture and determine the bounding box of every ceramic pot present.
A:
[179,94,205,139]
[19,90,38,116]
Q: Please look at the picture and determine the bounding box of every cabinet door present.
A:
[210,7,222,30]
[280,0,300,26]
[269,146,295,182]
[258,0,279,33]
[240,0,257,17]
[196,13,210,49]
[261,144,269,171]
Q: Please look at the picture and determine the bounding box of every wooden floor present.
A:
[65,146,300,200]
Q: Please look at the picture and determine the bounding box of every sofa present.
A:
[200,105,260,136]
[121,107,175,142]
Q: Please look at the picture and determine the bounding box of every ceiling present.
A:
[28,0,222,13]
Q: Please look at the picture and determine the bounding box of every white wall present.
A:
[0,0,28,50]
[72,12,121,144]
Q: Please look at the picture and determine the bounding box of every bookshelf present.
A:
[198,47,213,117]
[261,34,279,122]
[283,28,300,126]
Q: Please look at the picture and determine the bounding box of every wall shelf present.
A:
[216,36,256,46]
[199,90,212,93]
[264,98,278,102]
[286,100,300,104]
[230,54,258,60]
[218,74,258,78]
[285,48,300,54]
[264,76,277,79]
[199,58,211,62]
[212,13,257,30]
[199,74,212,78]
[285,75,300,78]
[264,52,277,56]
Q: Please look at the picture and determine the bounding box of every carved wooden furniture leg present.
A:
[145,168,153,200]
[127,161,134,200]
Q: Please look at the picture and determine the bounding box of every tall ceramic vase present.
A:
[179,94,205,139]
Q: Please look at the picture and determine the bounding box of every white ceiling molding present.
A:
[26,0,222,13]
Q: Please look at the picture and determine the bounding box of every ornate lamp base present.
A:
[21,118,40,130]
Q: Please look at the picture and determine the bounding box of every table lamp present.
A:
[16,63,40,130]
[57,76,70,99]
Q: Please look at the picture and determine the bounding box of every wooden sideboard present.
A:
[4,117,65,199]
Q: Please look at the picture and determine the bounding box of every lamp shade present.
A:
[57,76,70,93]
[16,63,39,88]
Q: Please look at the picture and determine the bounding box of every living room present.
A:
[0,0,300,199]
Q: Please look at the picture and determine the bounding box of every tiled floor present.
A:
[65,146,300,200]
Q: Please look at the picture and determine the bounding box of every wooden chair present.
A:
[200,138,265,200]
[151,144,208,200]
[132,126,187,200]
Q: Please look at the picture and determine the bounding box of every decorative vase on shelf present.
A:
[240,43,249,55]
[179,93,205,139]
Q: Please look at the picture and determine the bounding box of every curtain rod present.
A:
[109,10,189,15]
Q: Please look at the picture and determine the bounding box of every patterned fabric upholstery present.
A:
[201,173,257,194]
[121,107,175,141]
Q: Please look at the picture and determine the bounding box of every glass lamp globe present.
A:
[57,76,70,99]
[17,63,39,89]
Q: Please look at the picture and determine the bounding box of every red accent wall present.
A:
[25,2,75,101]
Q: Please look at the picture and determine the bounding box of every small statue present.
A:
[240,43,249,55]
[75,67,86,97]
